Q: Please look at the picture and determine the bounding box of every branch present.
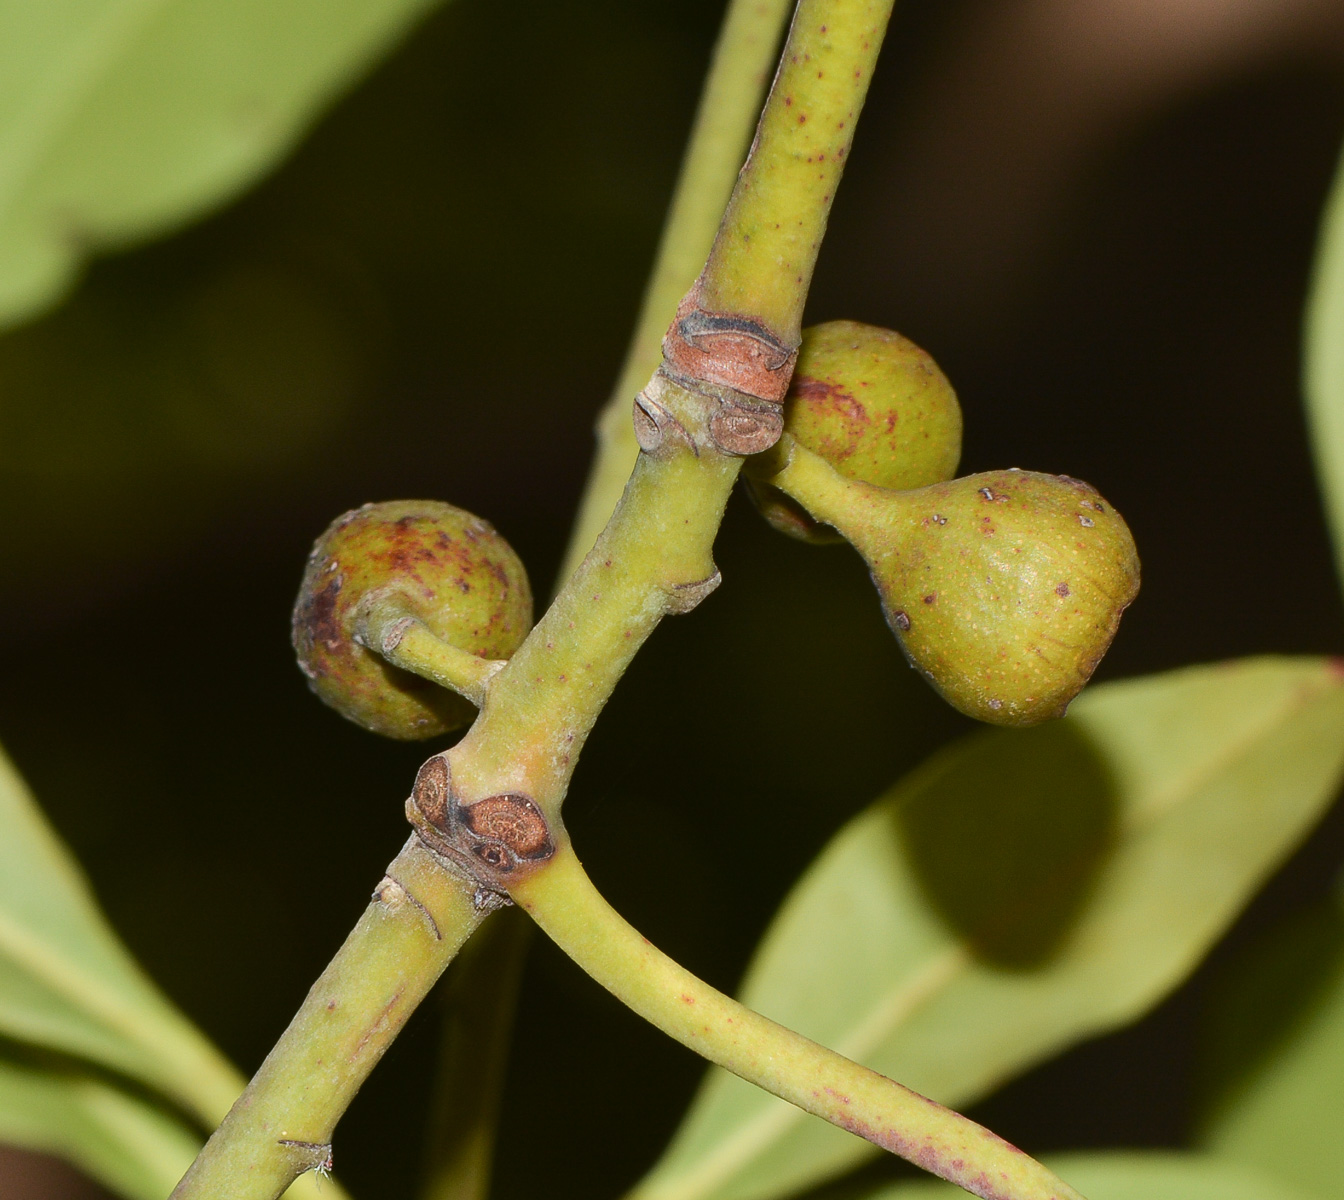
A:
[173,5,1091,1200]
[514,849,1085,1200]
[170,838,488,1198]
[415,4,800,1190]
[445,0,893,822]
[559,0,795,583]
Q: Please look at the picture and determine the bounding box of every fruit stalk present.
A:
[359,595,507,707]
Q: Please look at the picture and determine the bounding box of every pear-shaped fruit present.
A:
[292,500,532,739]
[748,320,962,542]
[838,470,1138,726]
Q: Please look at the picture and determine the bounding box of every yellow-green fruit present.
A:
[748,320,962,542]
[292,500,533,739]
[840,470,1139,727]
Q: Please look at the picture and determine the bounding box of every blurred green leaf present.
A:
[0,742,242,1123]
[631,658,1344,1200]
[1199,889,1344,1197]
[0,1057,200,1200]
[862,1151,1322,1200]
[1305,142,1344,592]
[0,0,444,329]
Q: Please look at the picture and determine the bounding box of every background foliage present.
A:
[2,1,1344,1198]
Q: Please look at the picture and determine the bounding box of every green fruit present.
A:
[837,470,1139,727]
[292,500,532,739]
[748,320,962,542]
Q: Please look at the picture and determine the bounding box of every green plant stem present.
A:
[419,906,532,1200]
[176,3,905,1196]
[171,838,487,1199]
[559,0,795,584]
[417,3,798,1188]
[449,0,891,816]
[749,430,867,525]
[513,847,1085,1200]
[445,411,738,818]
[696,0,892,344]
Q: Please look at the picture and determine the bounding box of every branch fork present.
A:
[405,754,558,906]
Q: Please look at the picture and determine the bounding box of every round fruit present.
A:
[839,470,1139,726]
[748,320,962,541]
[292,500,532,739]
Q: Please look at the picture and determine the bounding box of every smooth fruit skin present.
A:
[841,470,1139,727]
[292,500,532,739]
[749,320,962,542]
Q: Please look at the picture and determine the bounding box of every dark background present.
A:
[2,0,1344,1196]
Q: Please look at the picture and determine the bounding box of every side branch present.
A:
[514,850,1085,1200]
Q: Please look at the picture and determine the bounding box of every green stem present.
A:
[445,404,737,817]
[170,839,487,1199]
[513,848,1085,1200]
[176,3,901,1196]
[419,906,532,1200]
[749,430,869,527]
[418,3,798,1179]
[559,0,795,585]
[695,0,892,344]
[360,596,505,707]
[450,0,891,815]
